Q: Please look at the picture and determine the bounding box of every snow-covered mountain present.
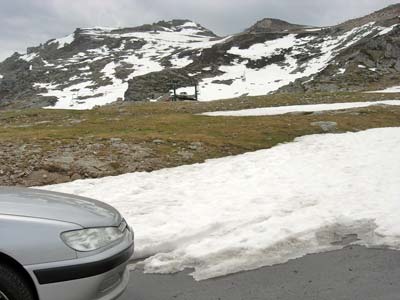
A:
[1,5,400,110]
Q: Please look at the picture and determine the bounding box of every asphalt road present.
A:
[120,246,400,300]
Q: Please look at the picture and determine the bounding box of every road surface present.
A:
[120,246,400,300]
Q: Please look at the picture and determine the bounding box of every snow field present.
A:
[366,86,400,93]
[178,22,392,102]
[202,100,400,116]
[42,127,400,280]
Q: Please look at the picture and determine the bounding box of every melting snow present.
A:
[20,53,38,62]
[49,34,75,49]
[376,24,399,36]
[42,127,400,280]
[37,26,228,109]
[202,100,400,117]
[305,28,324,32]
[367,86,400,93]
[41,61,128,110]
[179,22,383,102]
[31,21,398,109]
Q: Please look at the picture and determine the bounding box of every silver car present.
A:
[0,187,134,300]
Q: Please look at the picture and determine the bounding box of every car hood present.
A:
[0,187,122,228]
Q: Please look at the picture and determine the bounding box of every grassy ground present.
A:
[1,91,400,186]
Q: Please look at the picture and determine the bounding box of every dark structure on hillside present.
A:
[169,80,198,101]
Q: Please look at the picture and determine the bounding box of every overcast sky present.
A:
[1,0,399,61]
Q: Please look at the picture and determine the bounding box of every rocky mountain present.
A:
[0,5,400,110]
[281,4,400,93]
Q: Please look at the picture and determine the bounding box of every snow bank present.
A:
[366,86,400,93]
[202,100,400,117]
[42,128,400,280]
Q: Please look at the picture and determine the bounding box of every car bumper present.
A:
[35,260,130,300]
[25,230,134,300]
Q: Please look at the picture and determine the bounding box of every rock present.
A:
[43,155,74,172]
[70,173,82,181]
[188,142,203,150]
[246,18,307,33]
[22,169,70,186]
[178,151,194,160]
[110,138,122,143]
[152,139,165,145]
[311,121,338,132]
[73,157,109,177]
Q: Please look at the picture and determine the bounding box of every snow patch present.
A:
[39,61,128,110]
[42,128,400,280]
[337,68,346,75]
[180,21,199,28]
[20,53,38,62]
[170,55,193,68]
[202,100,400,116]
[179,22,382,102]
[49,34,75,49]
[305,28,323,32]
[377,24,399,36]
[366,86,400,93]
[227,35,297,60]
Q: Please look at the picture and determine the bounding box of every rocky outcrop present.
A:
[335,3,400,31]
[245,18,308,33]
[125,69,195,101]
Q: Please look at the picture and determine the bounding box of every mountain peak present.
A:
[245,18,308,33]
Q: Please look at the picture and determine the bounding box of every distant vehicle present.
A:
[0,187,134,300]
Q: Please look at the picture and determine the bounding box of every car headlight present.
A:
[61,227,125,252]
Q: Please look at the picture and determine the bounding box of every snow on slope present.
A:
[42,127,400,280]
[35,22,228,109]
[177,22,391,101]
[42,62,129,110]
[202,100,400,116]
[49,34,75,49]
[26,19,396,109]
[366,86,400,93]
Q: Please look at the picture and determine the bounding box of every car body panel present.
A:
[30,260,131,300]
[0,187,121,228]
[0,187,134,300]
[0,215,79,265]
[26,230,134,300]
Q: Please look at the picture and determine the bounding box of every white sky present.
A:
[1,0,399,61]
